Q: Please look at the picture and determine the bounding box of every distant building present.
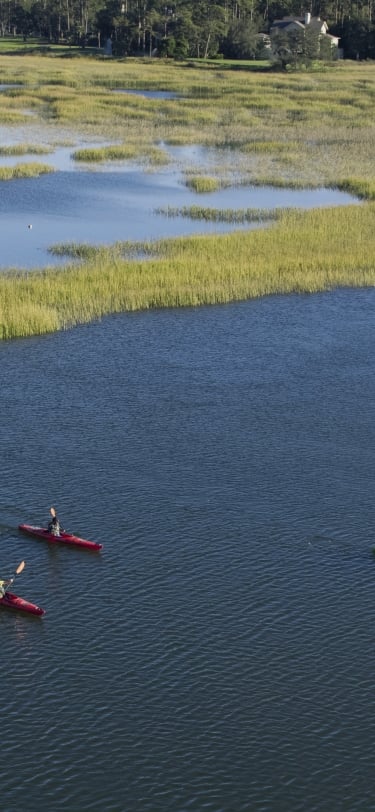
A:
[270,13,341,57]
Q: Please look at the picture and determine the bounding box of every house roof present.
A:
[271,20,305,31]
[271,19,305,29]
[271,15,328,29]
[270,15,337,40]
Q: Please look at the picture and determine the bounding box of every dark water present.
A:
[1,288,375,812]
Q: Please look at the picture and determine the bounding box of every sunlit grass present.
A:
[71,143,169,165]
[72,145,139,161]
[1,300,60,340]
[0,55,373,337]
[0,92,43,109]
[0,143,52,155]
[1,202,375,340]
[0,109,30,123]
[0,162,55,179]
[0,58,372,185]
[185,176,222,193]
[336,178,375,200]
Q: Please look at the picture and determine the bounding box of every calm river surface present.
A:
[1,288,375,811]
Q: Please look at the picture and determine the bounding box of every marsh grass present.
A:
[71,143,169,165]
[48,240,156,261]
[0,162,55,179]
[0,143,52,155]
[336,178,375,200]
[47,243,106,260]
[185,176,222,193]
[72,145,139,162]
[0,109,30,123]
[1,300,60,340]
[157,205,283,222]
[0,55,374,337]
[2,202,375,339]
[0,57,371,191]
[241,140,299,154]
[147,146,170,165]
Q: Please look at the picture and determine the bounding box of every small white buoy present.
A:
[27,224,32,229]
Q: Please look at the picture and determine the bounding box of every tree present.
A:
[333,17,375,57]
[222,17,260,56]
[270,25,304,67]
[303,25,320,61]
[191,0,227,57]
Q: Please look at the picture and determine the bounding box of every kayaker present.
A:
[48,515,62,536]
[0,578,12,597]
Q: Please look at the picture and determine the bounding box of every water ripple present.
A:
[1,292,375,812]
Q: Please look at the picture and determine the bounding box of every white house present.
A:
[270,13,341,56]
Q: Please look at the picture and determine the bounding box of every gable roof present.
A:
[271,15,328,33]
[272,19,305,30]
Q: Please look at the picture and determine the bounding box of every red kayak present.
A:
[19,523,103,551]
[0,590,45,616]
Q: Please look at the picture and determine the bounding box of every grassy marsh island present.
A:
[0,143,53,155]
[184,176,222,193]
[2,202,375,339]
[72,145,140,161]
[0,54,374,338]
[157,205,284,222]
[72,143,169,165]
[0,162,54,180]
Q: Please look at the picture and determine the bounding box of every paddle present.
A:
[15,561,26,577]
[0,560,25,597]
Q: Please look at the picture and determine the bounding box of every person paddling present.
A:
[0,561,25,597]
[0,577,12,597]
[48,507,63,536]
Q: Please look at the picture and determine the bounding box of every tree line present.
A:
[1,0,374,60]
